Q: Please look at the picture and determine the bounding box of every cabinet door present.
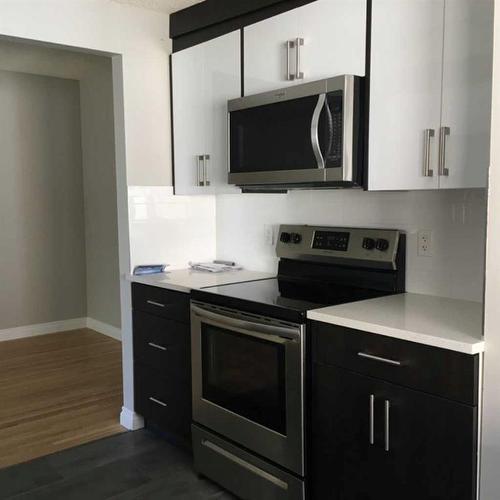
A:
[368,0,444,191]
[311,363,477,500]
[203,31,241,194]
[439,0,493,189]
[243,8,299,95]
[172,42,207,195]
[297,0,367,81]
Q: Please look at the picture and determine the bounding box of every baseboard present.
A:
[120,407,144,431]
[0,318,87,342]
[86,317,122,341]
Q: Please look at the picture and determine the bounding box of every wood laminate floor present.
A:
[0,429,235,499]
[0,329,125,469]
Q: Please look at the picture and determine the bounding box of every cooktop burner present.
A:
[192,225,406,323]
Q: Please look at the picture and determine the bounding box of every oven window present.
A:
[202,324,287,435]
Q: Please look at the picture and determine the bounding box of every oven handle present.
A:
[191,304,301,343]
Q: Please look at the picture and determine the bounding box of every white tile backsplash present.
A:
[128,186,216,270]
[127,186,486,302]
[216,189,487,302]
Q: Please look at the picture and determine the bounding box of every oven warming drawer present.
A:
[192,424,305,500]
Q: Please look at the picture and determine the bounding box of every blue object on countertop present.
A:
[133,265,168,276]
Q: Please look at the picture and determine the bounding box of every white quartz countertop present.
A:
[307,293,484,354]
[127,268,275,293]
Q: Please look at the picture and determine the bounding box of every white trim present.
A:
[86,317,122,341]
[120,406,144,431]
[0,318,87,342]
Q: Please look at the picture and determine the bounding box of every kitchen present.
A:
[0,0,499,499]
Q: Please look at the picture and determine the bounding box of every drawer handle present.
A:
[149,397,167,407]
[146,300,165,308]
[357,352,401,366]
[148,342,167,351]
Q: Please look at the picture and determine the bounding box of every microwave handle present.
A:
[311,94,326,169]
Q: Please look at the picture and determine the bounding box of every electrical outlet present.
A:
[417,230,433,257]
[264,224,276,246]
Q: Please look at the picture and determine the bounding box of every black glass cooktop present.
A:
[191,277,389,323]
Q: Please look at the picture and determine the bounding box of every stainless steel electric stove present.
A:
[190,225,406,500]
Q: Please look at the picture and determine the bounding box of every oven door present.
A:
[191,302,305,476]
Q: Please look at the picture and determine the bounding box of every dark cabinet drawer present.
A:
[311,321,479,405]
[133,311,190,380]
[132,283,190,323]
[134,362,192,439]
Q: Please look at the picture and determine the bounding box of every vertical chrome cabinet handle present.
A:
[286,40,295,81]
[204,154,211,186]
[295,37,304,80]
[423,128,435,177]
[197,155,205,186]
[439,126,450,176]
[369,394,375,445]
[384,400,390,452]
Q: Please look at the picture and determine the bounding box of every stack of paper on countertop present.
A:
[189,261,243,273]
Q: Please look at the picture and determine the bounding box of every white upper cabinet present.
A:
[244,0,366,96]
[172,30,241,195]
[439,0,493,189]
[368,0,444,191]
[368,0,493,191]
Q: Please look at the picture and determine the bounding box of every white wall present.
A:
[0,0,171,186]
[216,188,487,302]
[80,58,121,329]
[0,70,87,329]
[480,0,500,496]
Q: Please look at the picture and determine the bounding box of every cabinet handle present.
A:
[146,300,165,308]
[369,394,375,445]
[286,40,295,81]
[204,154,211,186]
[439,126,450,176]
[148,342,167,351]
[384,400,390,452]
[149,397,167,407]
[294,37,304,80]
[197,155,205,186]
[357,352,401,366]
[423,128,435,177]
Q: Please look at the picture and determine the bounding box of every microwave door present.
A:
[228,94,326,186]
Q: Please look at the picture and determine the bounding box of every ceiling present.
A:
[111,0,203,14]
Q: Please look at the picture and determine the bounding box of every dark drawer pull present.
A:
[146,300,166,308]
[357,352,401,366]
[149,397,167,407]
[148,342,167,351]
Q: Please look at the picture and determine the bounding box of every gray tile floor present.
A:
[0,430,236,500]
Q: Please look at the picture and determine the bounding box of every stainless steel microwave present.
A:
[228,75,365,191]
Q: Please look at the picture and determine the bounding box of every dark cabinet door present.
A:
[310,363,477,500]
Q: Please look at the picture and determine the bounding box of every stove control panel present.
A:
[276,225,402,269]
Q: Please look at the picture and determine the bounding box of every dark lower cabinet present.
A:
[132,283,192,445]
[310,321,479,500]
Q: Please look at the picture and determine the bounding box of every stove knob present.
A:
[280,232,291,243]
[362,237,376,250]
[376,238,390,251]
[291,233,302,244]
